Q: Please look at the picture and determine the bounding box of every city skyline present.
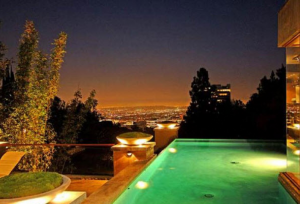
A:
[0,0,286,107]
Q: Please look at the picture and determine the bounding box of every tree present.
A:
[0,21,15,121]
[78,106,101,144]
[0,21,67,171]
[184,68,212,123]
[49,90,98,173]
[180,67,249,139]
[229,99,247,138]
[180,65,285,140]
[58,89,98,144]
[246,65,286,140]
[180,68,214,137]
[48,96,67,137]
[0,63,16,120]
[0,21,8,76]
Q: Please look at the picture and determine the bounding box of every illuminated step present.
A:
[49,191,86,204]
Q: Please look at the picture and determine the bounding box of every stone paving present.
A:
[66,179,108,197]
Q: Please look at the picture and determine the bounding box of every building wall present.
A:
[279,1,300,200]
[278,0,300,47]
[211,84,231,103]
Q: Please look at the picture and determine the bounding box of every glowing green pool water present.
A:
[114,139,286,204]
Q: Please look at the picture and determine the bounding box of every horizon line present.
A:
[98,104,189,109]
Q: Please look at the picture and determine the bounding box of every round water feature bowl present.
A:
[117,132,153,146]
[0,174,71,204]
[156,121,177,129]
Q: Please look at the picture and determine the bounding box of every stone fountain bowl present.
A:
[0,174,71,204]
[156,121,177,128]
[117,132,153,145]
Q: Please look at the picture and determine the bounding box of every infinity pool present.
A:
[114,139,286,204]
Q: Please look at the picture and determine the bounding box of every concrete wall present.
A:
[154,127,178,152]
[112,142,155,175]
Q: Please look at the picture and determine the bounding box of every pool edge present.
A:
[82,155,157,204]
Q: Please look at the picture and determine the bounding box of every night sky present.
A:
[0,0,286,107]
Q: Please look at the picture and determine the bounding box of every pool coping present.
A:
[82,155,157,204]
[278,172,300,203]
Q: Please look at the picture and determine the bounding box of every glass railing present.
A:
[0,143,115,176]
[286,46,300,177]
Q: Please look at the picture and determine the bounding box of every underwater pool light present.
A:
[169,148,177,153]
[247,157,286,168]
[135,181,149,189]
[268,159,286,167]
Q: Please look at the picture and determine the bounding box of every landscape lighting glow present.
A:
[117,138,128,145]
[51,192,71,203]
[157,124,164,128]
[135,181,149,189]
[168,124,176,129]
[116,134,152,145]
[134,139,148,145]
[294,150,300,155]
[293,124,300,129]
[16,197,49,204]
[117,138,148,145]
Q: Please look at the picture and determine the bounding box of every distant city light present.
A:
[100,106,186,129]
